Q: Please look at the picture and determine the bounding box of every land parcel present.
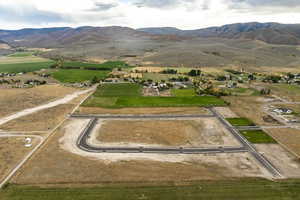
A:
[83,83,226,108]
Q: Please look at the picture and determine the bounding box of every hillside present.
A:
[138,22,300,45]
[0,23,300,67]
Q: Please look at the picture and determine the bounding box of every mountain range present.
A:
[0,22,300,67]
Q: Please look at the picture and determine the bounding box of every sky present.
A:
[0,0,300,30]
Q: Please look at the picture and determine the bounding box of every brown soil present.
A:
[77,107,209,115]
[96,119,239,147]
[223,96,281,126]
[266,128,300,157]
[0,85,78,117]
[255,144,300,178]
[0,137,38,182]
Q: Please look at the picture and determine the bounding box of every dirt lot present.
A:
[0,137,38,183]
[77,107,210,115]
[94,119,239,147]
[0,85,78,117]
[255,144,300,178]
[0,92,91,132]
[223,96,281,126]
[266,128,300,157]
[214,107,238,118]
[11,118,268,186]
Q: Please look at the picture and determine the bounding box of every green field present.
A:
[2,180,300,200]
[95,83,142,97]
[7,51,35,57]
[226,118,256,126]
[62,61,130,70]
[84,96,226,108]
[240,130,277,144]
[84,83,225,108]
[171,89,196,97]
[0,61,54,73]
[52,69,109,83]
[142,73,180,81]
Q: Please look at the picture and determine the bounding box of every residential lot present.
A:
[266,128,300,157]
[0,137,38,183]
[93,118,239,147]
[11,118,266,186]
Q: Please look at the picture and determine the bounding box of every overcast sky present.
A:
[1,0,300,30]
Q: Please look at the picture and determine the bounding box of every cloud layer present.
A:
[0,0,299,29]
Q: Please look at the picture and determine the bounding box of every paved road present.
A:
[71,114,216,119]
[209,108,282,178]
[77,118,247,155]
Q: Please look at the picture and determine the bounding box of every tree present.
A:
[91,76,99,84]
[188,70,201,77]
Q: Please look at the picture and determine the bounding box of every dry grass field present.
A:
[223,96,281,126]
[266,128,300,157]
[95,119,239,147]
[11,119,266,186]
[0,137,38,183]
[77,107,209,115]
[0,85,78,117]
[0,91,92,132]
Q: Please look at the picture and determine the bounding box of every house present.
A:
[273,108,293,115]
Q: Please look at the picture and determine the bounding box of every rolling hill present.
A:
[0,22,300,67]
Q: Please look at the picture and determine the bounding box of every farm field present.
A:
[94,83,142,97]
[84,83,226,108]
[84,96,226,108]
[2,179,300,200]
[240,130,277,144]
[0,85,78,117]
[226,118,256,126]
[171,88,196,97]
[0,137,38,183]
[94,118,239,147]
[266,128,300,157]
[0,61,54,73]
[62,61,130,70]
[52,69,109,83]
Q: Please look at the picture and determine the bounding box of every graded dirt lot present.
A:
[0,137,38,183]
[255,144,300,178]
[94,119,239,147]
[0,92,92,132]
[213,107,239,118]
[223,96,281,126]
[11,118,267,186]
[266,128,300,157]
[0,85,78,117]
[77,107,209,115]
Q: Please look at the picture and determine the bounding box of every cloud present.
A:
[88,2,118,11]
[228,0,300,12]
[0,3,68,25]
[133,0,196,9]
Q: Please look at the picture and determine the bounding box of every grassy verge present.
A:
[0,61,55,73]
[52,69,109,83]
[83,96,226,108]
[226,118,256,126]
[2,180,300,200]
[240,130,277,144]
